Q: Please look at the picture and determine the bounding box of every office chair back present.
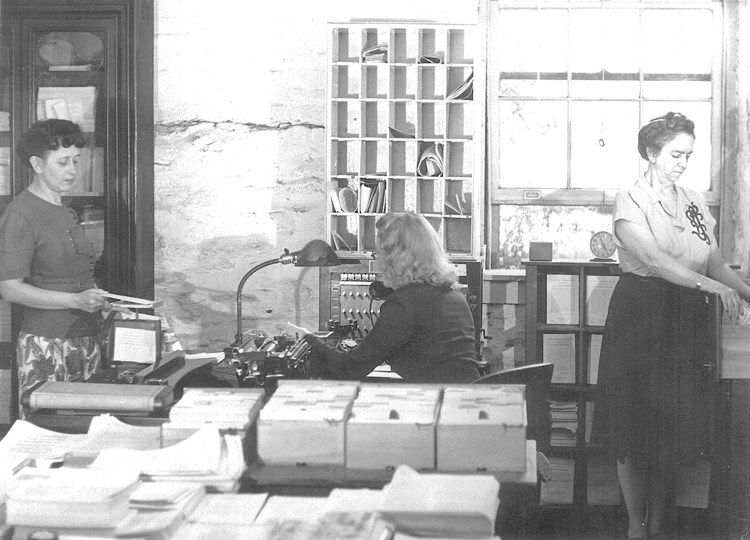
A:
[472,363,554,453]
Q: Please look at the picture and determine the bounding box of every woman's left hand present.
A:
[714,282,743,321]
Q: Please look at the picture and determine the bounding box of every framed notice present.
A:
[112,319,161,365]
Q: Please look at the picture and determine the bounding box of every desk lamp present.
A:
[232,239,341,348]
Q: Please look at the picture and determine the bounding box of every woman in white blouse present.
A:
[593,112,750,540]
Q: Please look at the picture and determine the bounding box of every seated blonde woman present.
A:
[303,212,480,383]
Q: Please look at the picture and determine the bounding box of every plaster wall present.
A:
[153,1,479,350]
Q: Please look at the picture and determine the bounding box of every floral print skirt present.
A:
[17,332,101,410]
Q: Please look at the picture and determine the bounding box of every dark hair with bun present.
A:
[637,112,695,161]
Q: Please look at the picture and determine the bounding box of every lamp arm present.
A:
[234,258,281,347]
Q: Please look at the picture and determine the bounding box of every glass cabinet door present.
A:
[28,23,114,290]
[0,1,154,425]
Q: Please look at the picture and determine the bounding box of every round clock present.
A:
[590,230,616,260]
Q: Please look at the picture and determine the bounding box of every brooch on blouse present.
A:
[685,202,710,245]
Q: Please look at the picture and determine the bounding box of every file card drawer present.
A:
[437,385,527,472]
[257,380,358,466]
[346,384,441,470]
[721,325,750,379]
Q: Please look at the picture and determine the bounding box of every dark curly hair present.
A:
[637,112,695,161]
[15,119,87,168]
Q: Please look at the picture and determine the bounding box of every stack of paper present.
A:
[257,380,358,466]
[417,142,444,177]
[91,425,246,492]
[362,42,387,63]
[36,86,97,132]
[6,467,139,533]
[377,465,500,538]
[447,71,474,100]
[162,387,265,446]
[550,401,578,447]
[0,416,162,461]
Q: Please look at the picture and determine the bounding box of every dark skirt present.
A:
[592,273,713,469]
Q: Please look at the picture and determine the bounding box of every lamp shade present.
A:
[292,239,340,267]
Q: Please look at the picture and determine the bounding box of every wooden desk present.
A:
[242,440,537,492]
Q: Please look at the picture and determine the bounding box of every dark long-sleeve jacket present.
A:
[304,282,479,383]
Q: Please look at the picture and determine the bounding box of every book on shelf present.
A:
[359,180,386,213]
[444,192,470,216]
[330,189,343,213]
[331,230,354,251]
[447,70,474,100]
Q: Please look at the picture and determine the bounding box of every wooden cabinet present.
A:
[0,0,154,422]
[523,259,621,514]
[326,23,484,261]
[524,259,732,535]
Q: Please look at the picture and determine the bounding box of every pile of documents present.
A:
[550,401,578,447]
[378,465,500,538]
[36,86,97,132]
[417,142,444,177]
[6,467,140,536]
[0,416,161,463]
[91,425,246,492]
[7,468,206,540]
[447,70,473,100]
[362,42,387,63]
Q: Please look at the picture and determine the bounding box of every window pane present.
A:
[641,10,713,75]
[643,80,711,100]
[570,9,639,74]
[498,101,567,189]
[640,101,711,192]
[496,205,613,269]
[570,80,640,99]
[570,101,640,189]
[499,79,567,99]
[496,10,568,72]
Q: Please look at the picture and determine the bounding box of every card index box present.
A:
[346,384,441,470]
[257,380,358,466]
[437,384,527,472]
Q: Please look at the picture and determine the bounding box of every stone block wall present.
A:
[153,1,478,350]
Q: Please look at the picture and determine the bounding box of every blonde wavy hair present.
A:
[375,212,458,290]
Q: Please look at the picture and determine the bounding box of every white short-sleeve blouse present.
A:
[613,178,715,277]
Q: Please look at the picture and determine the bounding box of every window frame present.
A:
[487,0,725,207]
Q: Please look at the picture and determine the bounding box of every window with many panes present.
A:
[487,1,723,267]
